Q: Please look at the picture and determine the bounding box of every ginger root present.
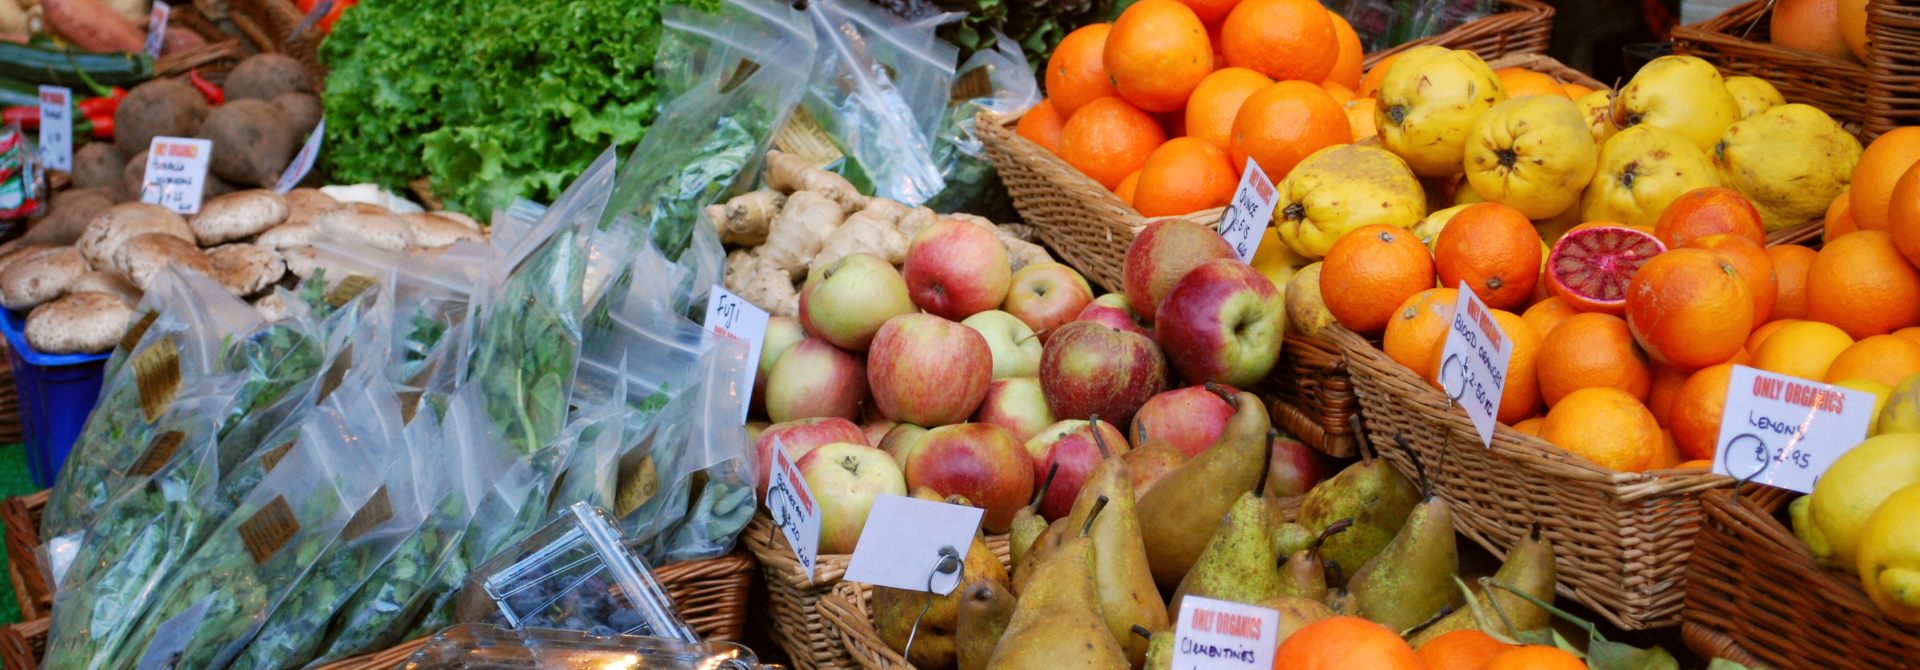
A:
[861,197,911,222]
[726,249,800,317]
[897,206,940,241]
[814,209,910,270]
[710,190,786,246]
[999,232,1054,272]
[757,190,845,279]
[766,150,868,213]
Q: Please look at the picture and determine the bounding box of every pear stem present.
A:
[1204,382,1236,405]
[1031,462,1060,509]
[1131,625,1152,641]
[1401,605,1459,638]
[1081,495,1109,537]
[1399,434,1433,500]
[1323,560,1344,588]
[1090,414,1111,459]
[1309,518,1354,560]
[1252,430,1274,498]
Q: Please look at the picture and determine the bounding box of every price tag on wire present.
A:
[1712,365,1873,493]
[1173,596,1280,670]
[704,285,769,424]
[1435,284,1511,448]
[140,137,212,215]
[37,86,71,173]
[763,439,821,582]
[1217,158,1277,264]
[275,118,324,194]
[845,496,983,595]
[144,2,171,58]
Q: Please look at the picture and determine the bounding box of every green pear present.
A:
[1409,525,1556,645]
[955,578,1017,670]
[1010,463,1061,570]
[1012,517,1068,596]
[872,533,1008,669]
[986,497,1131,670]
[1064,418,1167,666]
[1137,386,1273,590]
[1138,626,1173,670]
[1168,437,1282,617]
[1252,595,1336,648]
[1293,453,1419,583]
[1277,518,1353,601]
[1340,491,1463,633]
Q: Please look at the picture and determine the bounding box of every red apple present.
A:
[1002,262,1094,342]
[962,310,1042,379]
[973,377,1055,444]
[903,220,1011,320]
[1154,259,1286,388]
[1266,434,1326,498]
[753,316,808,418]
[862,420,896,448]
[1038,320,1170,428]
[753,416,868,496]
[1122,440,1189,499]
[878,423,930,469]
[1130,385,1237,458]
[1123,219,1235,320]
[868,313,992,426]
[765,338,868,423]
[903,423,1034,532]
[1023,419,1129,520]
[1076,293,1151,338]
[803,253,916,351]
[797,442,907,554]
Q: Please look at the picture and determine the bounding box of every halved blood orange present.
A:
[1546,225,1667,314]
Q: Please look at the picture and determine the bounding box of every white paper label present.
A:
[704,285,769,424]
[1435,284,1512,448]
[144,2,171,58]
[1173,596,1281,670]
[37,86,71,173]
[140,137,212,214]
[275,118,323,194]
[1217,158,1278,264]
[136,593,212,670]
[845,495,985,595]
[764,439,821,581]
[1712,365,1874,493]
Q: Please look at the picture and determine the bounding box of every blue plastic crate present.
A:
[0,308,109,488]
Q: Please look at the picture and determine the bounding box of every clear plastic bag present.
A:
[924,31,1040,218]
[455,502,696,642]
[796,0,955,205]
[400,624,758,670]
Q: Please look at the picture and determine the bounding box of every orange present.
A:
[1522,296,1581,338]
[1897,326,1920,347]
[1807,230,1920,337]
[1686,233,1777,329]
[1324,12,1365,91]
[1228,80,1351,179]
[1346,98,1378,141]
[1116,170,1142,205]
[1773,0,1858,62]
[1322,81,1356,105]
[1428,309,1541,423]
[1562,82,1596,98]
[1273,616,1424,670]
[1322,225,1436,335]
[1670,363,1735,461]
[1766,244,1818,320]
[1647,364,1688,426]
[1434,202,1542,310]
[1753,320,1855,381]
[1827,187,1859,240]
[1185,67,1273,151]
[1654,187,1768,249]
[1016,100,1068,154]
[1747,318,1802,353]
[1133,138,1238,216]
[1851,126,1920,231]
[1219,0,1337,83]
[1888,161,1920,267]
[1105,0,1215,113]
[1538,312,1653,405]
[1512,416,1546,436]
[1838,0,1870,62]
[1625,248,1755,372]
[1497,67,1566,98]
[1416,630,1513,670]
[1484,645,1589,670]
[1656,429,1683,468]
[1540,387,1661,472]
[1383,287,1459,372]
[1732,346,1756,366]
[1059,97,1167,190]
[1827,334,1920,385]
[1677,458,1713,469]
[1358,53,1399,99]
[1173,0,1240,24]
[1045,25,1118,119]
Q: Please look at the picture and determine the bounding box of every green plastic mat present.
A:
[0,444,36,624]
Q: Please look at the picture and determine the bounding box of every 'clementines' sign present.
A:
[1173,596,1279,670]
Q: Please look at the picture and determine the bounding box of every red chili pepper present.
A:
[77,88,126,118]
[2,106,37,129]
[188,70,224,106]
[84,113,111,141]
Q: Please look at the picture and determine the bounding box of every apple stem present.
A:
[1089,414,1111,459]
[1031,462,1060,509]
[1203,382,1236,405]
[1131,625,1152,641]
[1310,518,1354,560]
[1081,495,1109,537]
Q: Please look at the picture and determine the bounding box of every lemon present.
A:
[1724,76,1785,119]
[1251,227,1310,289]
[1881,373,1920,435]
[1800,433,1920,571]
[1714,104,1863,232]
[1581,125,1721,229]
[1284,262,1333,337]
[1857,484,1920,623]
[1374,45,1507,177]
[1611,55,1741,153]
[1834,378,1893,435]
[1464,95,1599,220]
[1274,144,1426,258]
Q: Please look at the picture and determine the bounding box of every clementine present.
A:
[1358,53,1399,99]
[1059,97,1167,190]
[1325,12,1365,91]
[1686,233,1777,329]
[1430,309,1540,422]
[1851,126,1920,231]
[1045,24,1118,118]
[1826,187,1858,240]
[1765,244,1818,320]
[1218,0,1337,83]
[1173,0,1240,24]
[1496,67,1566,98]
[1117,170,1142,205]
[1747,318,1803,353]
[1538,312,1653,405]
[1416,630,1513,670]
[1670,363,1735,461]
[1322,81,1356,105]
[1625,248,1755,371]
[1273,616,1424,670]
[1562,82,1596,99]
[1540,387,1662,472]
[1827,335,1920,386]
[1513,416,1546,436]
[1383,287,1460,372]
[1106,0,1215,113]
[1484,644,1589,670]
[1647,364,1688,426]
[1522,296,1582,338]
[1654,187,1768,249]
[1229,80,1351,179]
[1016,100,1067,153]
[1887,161,1920,267]
[1806,230,1920,338]
[1753,320,1855,383]
[1346,97,1378,141]
[1434,202,1542,310]
[1773,0,1858,61]
[1322,225,1435,335]
[1185,68,1272,151]
[1897,326,1920,347]
[1133,138,1238,216]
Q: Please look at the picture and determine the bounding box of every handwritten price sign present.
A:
[704,286,769,424]
[764,440,820,581]
[1217,159,1277,264]
[37,86,71,172]
[140,137,212,215]
[144,2,171,58]
[1173,596,1279,670]
[1435,284,1511,448]
[1713,365,1873,493]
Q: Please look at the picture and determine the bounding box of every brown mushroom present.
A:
[284,188,341,227]
[113,233,215,291]
[251,292,292,322]
[312,206,413,252]
[75,203,193,270]
[405,212,486,249]
[191,190,290,246]
[25,291,133,354]
[67,271,141,305]
[0,247,89,310]
[207,243,285,296]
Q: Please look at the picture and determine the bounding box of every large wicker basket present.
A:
[1682,489,1920,669]
[1674,0,1920,141]
[1328,324,1792,630]
[1360,0,1556,68]
[0,491,46,622]
[1261,334,1360,457]
[818,580,913,670]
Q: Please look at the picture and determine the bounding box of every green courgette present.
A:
[0,77,37,108]
[0,42,154,89]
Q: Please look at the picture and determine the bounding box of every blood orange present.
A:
[1545,225,1668,314]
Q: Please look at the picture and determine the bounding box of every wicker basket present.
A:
[819,581,910,670]
[1682,489,1920,669]
[1361,0,1556,68]
[1,492,46,622]
[744,513,1011,670]
[227,0,329,80]
[1261,334,1361,457]
[1328,323,1792,630]
[1675,0,1920,141]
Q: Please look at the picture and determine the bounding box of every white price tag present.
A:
[144,2,171,58]
[844,495,984,595]
[1435,284,1512,447]
[1173,596,1280,670]
[1712,365,1873,493]
[135,593,212,670]
[275,118,323,194]
[764,439,821,581]
[37,86,71,173]
[140,137,212,215]
[1217,158,1278,264]
[704,285,769,424]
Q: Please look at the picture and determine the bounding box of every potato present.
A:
[23,188,116,246]
[120,149,147,203]
[273,93,321,140]
[225,54,315,102]
[198,99,295,187]
[116,80,210,159]
[72,142,124,190]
